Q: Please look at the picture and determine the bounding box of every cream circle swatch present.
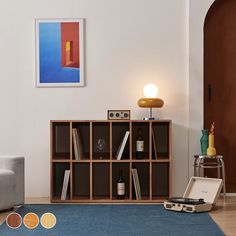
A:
[40,212,56,229]
[23,213,39,229]
[6,212,22,229]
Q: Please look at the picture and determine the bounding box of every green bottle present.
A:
[200,129,209,155]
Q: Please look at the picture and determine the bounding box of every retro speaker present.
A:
[107,110,130,120]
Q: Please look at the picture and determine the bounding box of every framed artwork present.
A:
[35,19,84,87]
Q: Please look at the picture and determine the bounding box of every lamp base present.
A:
[143,117,157,120]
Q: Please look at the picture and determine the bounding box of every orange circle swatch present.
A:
[23,213,39,229]
[40,212,56,229]
[6,213,22,229]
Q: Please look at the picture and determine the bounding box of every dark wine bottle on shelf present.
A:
[117,170,125,200]
[136,128,144,159]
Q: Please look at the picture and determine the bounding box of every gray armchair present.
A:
[0,156,24,211]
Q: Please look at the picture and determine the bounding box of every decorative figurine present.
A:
[200,129,209,155]
[207,122,216,156]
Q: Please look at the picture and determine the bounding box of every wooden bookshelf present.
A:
[50,120,172,203]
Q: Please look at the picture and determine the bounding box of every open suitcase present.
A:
[164,177,223,213]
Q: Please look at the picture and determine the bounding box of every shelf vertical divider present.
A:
[169,121,172,197]
[90,122,93,200]
[110,122,113,200]
[149,121,152,200]
[50,121,53,202]
[129,121,132,200]
[70,122,73,200]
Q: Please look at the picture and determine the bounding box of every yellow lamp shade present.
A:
[138,98,164,108]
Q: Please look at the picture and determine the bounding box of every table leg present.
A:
[217,159,221,178]
[220,158,226,203]
[197,158,202,177]
[194,158,197,176]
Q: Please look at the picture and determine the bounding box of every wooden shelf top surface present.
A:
[50,119,172,123]
[52,159,170,163]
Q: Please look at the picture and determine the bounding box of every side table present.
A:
[194,155,226,202]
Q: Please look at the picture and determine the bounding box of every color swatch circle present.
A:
[23,213,39,229]
[40,213,56,229]
[6,213,22,229]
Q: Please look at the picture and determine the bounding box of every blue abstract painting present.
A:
[36,19,84,87]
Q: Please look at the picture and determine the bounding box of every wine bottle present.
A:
[117,170,125,199]
[136,128,144,159]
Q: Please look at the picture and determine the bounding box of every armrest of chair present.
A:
[0,156,25,205]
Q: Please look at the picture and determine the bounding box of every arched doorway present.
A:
[204,0,236,192]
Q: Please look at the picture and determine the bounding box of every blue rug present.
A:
[0,204,224,236]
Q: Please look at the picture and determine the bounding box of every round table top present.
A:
[194,154,223,159]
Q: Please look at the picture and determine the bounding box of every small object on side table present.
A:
[200,129,208,155]
[194,154,226,203]
[207,122,216,156]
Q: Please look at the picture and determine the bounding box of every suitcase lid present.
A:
[183,177,223,204]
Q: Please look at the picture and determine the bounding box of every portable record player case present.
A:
[164,177,223,213]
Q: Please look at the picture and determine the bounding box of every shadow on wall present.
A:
[188,127,201,177]
[171,122,189,196]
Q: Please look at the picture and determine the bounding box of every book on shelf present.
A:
[72,128,83,160]
[115,131,130,160]
[132,168,142,200]
[72,129,79,160]
[152,128,158,160]
[61,170,70,200]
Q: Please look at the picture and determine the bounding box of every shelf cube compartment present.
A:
[152,122,170,159]
[92,163,110,199]
[72,122,90,160]
[132,122,150,160]
[52,163,70,199]
[52,122,70,160]
[112,122,130,160]
[152,163,169,199]
[92,122,110,160]
[72,163,90,200]
[112,163,130,200]
[131,163,150,200]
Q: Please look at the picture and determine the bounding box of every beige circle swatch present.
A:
[23,213,39,229]
[6,212,22,229]
[40,212,56,229]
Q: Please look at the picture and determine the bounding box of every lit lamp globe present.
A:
[138,83,164,120]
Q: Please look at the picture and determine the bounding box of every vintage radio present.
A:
[107,110,130,120]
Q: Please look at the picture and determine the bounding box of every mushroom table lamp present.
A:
[137,83,164,120]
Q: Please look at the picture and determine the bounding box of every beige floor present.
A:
[210,197,236,236]
[1,197,236,235]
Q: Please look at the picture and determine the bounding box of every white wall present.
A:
[189,0,214,176]
[0,0,189,197]
[0,4,18,153]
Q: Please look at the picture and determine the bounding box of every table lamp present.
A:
[137,83,164,120]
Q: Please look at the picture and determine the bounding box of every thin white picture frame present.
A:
[35,18,84,87]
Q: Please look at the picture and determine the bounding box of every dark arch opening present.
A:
[204,0,236,192]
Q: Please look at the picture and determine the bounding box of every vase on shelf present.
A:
[200,129,208,155]
[207,133,216,156]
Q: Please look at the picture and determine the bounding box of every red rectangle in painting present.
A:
[61,22,80,68]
